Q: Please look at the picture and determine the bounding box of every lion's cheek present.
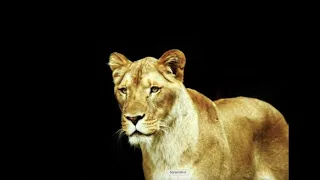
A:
[151,105,171,121]
[155,108,165,118]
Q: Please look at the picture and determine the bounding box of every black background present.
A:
[8,7,312,180]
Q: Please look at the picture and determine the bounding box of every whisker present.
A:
[144,119,159,124]
[159,124,170,129]
[159,122,171,129]
[114,129,125,149]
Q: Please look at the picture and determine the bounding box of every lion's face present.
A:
[109,49,186,145]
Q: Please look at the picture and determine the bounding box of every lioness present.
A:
[108,49,288,180]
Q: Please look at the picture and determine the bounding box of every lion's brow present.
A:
[130,59,154,86]
[128,60,144,86]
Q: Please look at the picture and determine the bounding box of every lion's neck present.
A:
[142,87,199,169]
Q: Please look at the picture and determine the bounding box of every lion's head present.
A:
[108,49,186,145]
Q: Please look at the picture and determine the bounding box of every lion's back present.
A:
[214,96,289,179]
[214,96,287,127]
[213,96,288,147]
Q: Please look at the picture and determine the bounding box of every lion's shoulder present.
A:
[186,88,214,110]
[186,88,218,122]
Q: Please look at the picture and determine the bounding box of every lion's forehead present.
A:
[122,71,167,87]
[121,58,167,87]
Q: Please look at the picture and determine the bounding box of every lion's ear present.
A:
[158,49,186,82]
[108,52,131,71]
[108,52,131,84]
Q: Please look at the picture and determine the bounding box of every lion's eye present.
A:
[119,88,127,94]
[150,86,160,93]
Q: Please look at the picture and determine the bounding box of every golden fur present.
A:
[108,49,288,180]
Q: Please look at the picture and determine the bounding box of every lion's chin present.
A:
[128,133,154,146]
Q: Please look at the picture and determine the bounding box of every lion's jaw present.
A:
[126,117,158,146]
[129,133,154,146]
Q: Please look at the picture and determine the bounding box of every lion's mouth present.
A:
[130,130,154,137]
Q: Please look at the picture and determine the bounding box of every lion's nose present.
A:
[125,114,145,125]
